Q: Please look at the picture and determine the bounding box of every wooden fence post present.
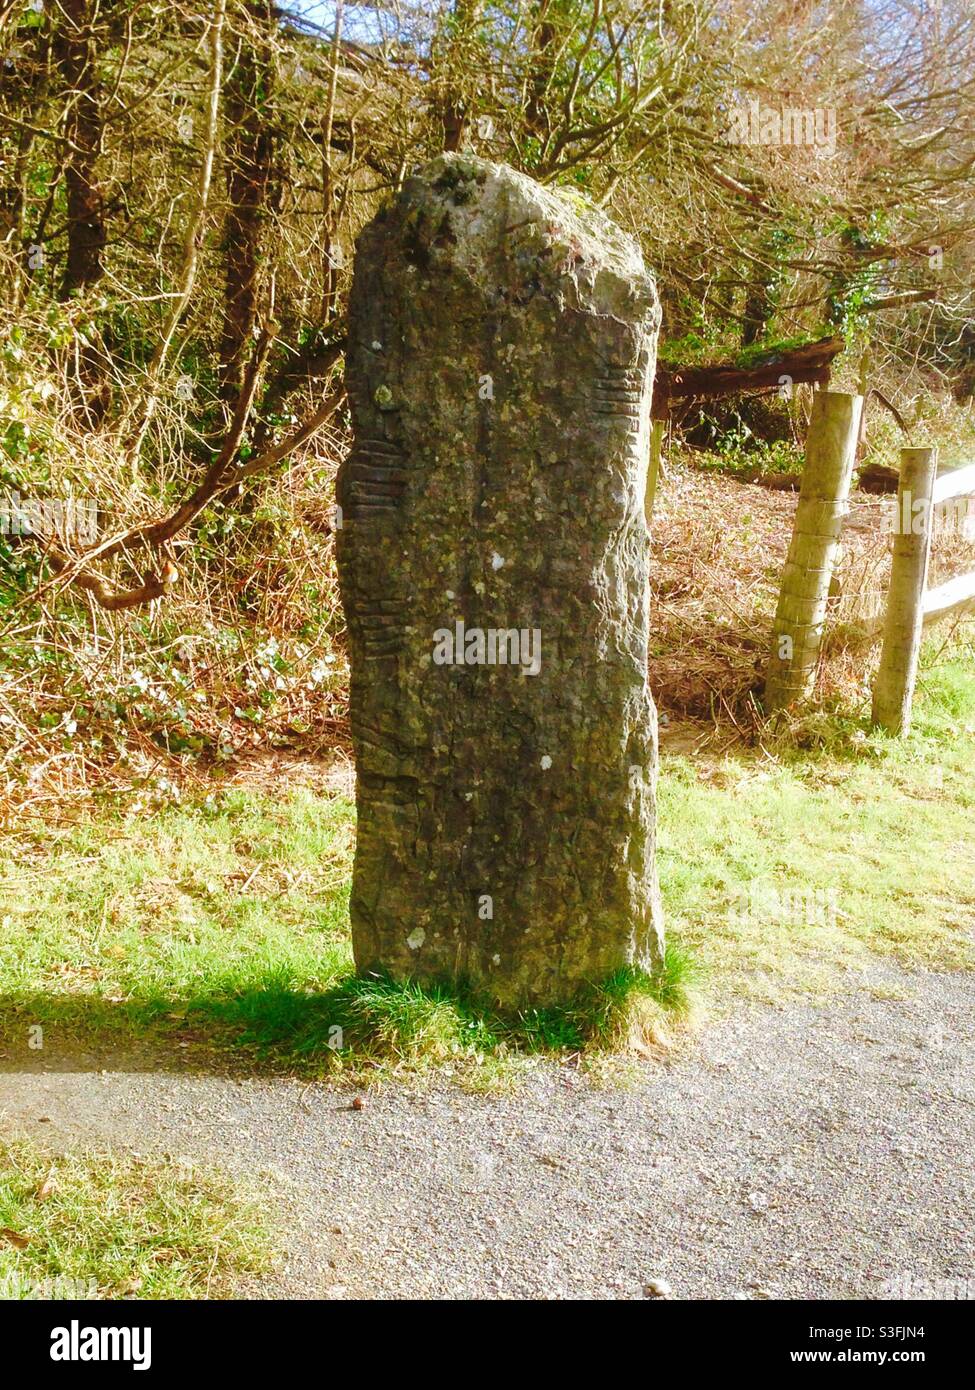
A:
[764,389,863,713]
[871,446,938,735]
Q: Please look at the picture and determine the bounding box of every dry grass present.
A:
[0,1138,275,1300]
[0,411,352,828]
[4,409,975,831]
[649,455,975,723]
[650,464,790,723]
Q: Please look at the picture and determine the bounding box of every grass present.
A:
[0,786,357,1061]
[0,1138,275,1299]
[661,645,975,1001]
[0,637,973,1076]
[0,783,697,1084]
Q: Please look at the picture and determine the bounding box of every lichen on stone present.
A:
[336,153,664,1007]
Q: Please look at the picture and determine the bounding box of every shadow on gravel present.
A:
[0,980,417,1077]
[0,952,698,1078]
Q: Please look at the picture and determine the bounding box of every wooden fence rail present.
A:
[932,462,975,507]
[923,571,975,623]
[921,464,975,626]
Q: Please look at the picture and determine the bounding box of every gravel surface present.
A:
[1,963,972,1301]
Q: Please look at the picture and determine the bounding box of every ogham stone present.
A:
[336,153,664,1007]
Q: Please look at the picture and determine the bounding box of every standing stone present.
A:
[336,154,663,1007]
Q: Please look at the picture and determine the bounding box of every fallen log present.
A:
[653,336,844,419]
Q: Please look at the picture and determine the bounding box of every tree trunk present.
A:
[525,2,555,142]
[741,276,773,347]
[220,2,277,400]
[438,0,477,152]
[53,0,106,299]
[645,418,665,521]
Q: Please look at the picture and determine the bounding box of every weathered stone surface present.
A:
[336,153,663,1007]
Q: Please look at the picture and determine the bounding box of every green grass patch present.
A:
[0,785,355,1046]
[659,641,975,1001]
[253,953,699,1087]
[1,636,973,1072]
[0,1139,274,1299]
[0,784,696,1084]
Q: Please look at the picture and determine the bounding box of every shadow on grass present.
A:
[0,944,700,1081]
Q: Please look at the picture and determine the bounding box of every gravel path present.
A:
[1,964,972,1301]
